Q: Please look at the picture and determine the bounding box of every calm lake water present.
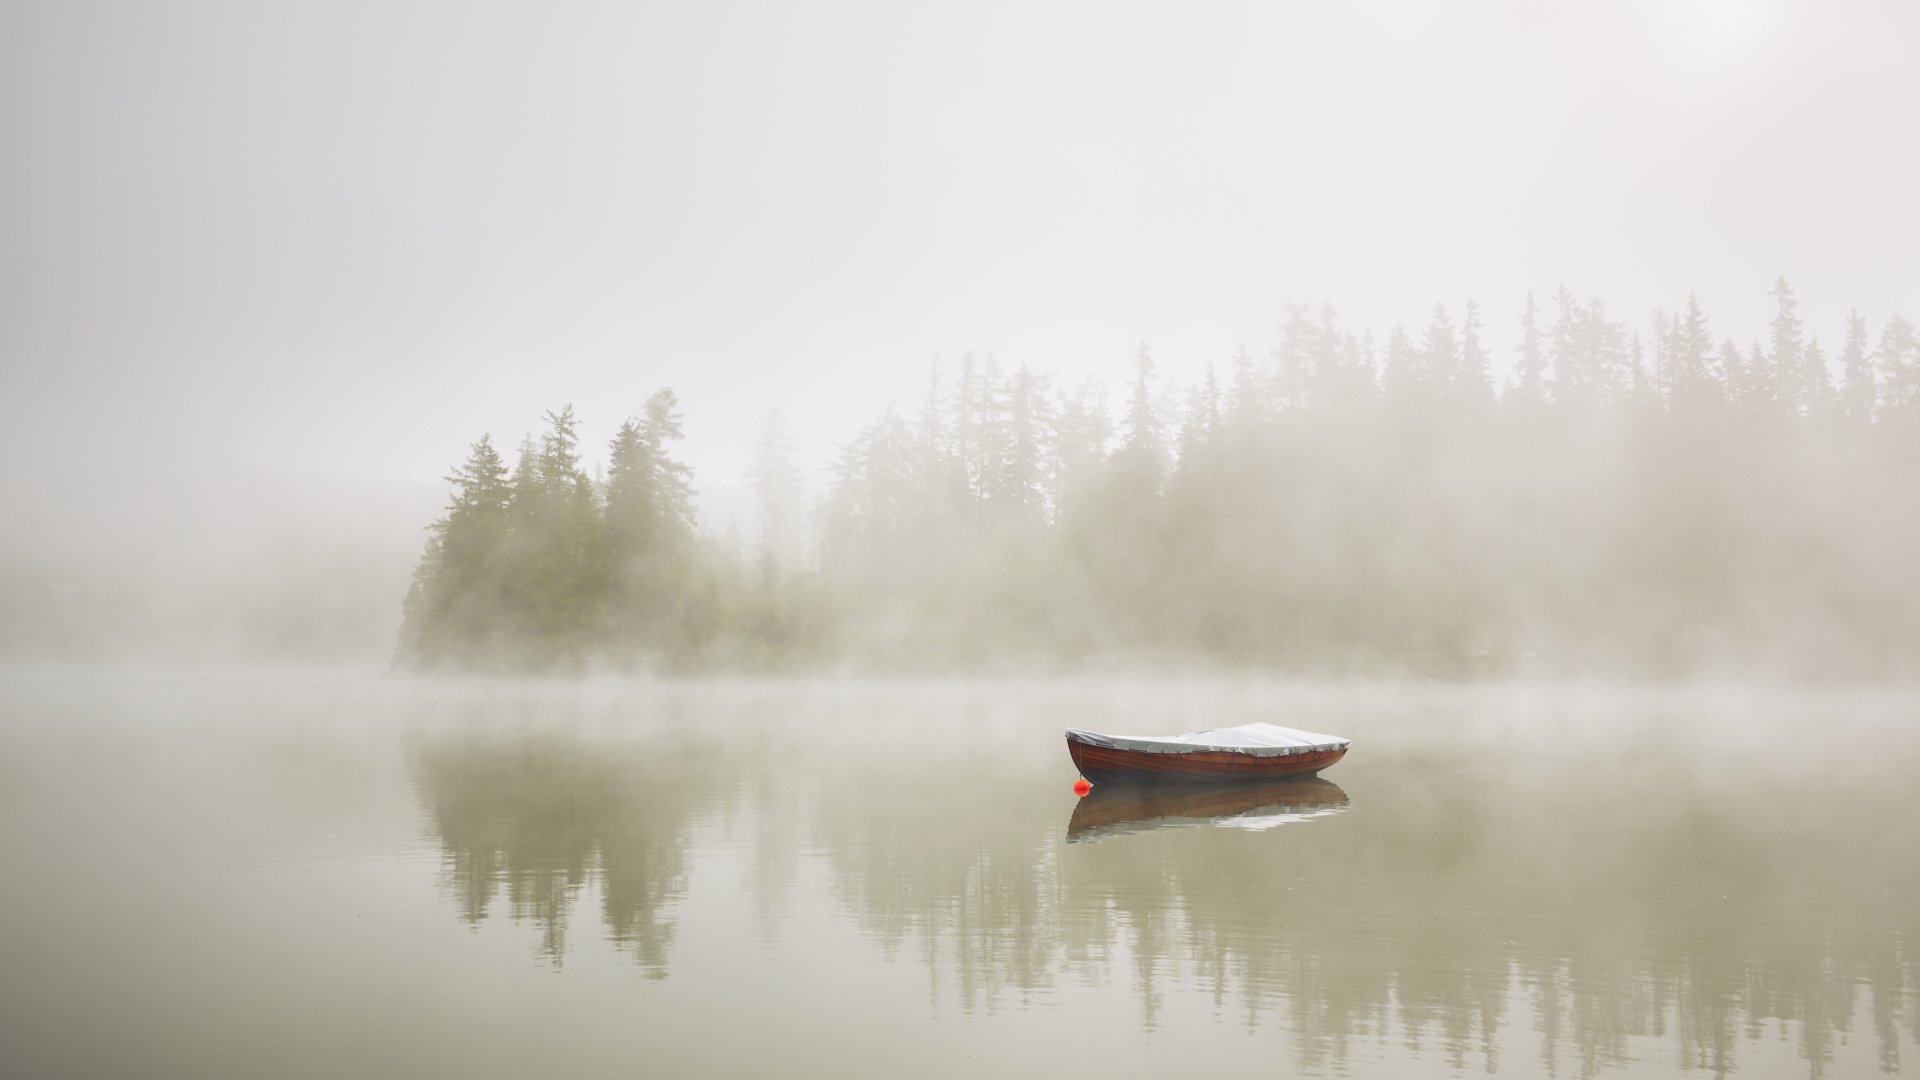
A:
[1,671,1915,1079]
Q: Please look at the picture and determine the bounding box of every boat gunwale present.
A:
[1067,737,1347,783]
[1063,725,1350,758]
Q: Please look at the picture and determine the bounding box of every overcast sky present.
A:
[3,0,1916,541]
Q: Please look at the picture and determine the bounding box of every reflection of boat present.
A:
[1066,722,1349,784]
[1067,778,1350,841]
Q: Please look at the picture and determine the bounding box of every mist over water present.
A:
[3,2,1918,1077]
[1,673,1915,1079]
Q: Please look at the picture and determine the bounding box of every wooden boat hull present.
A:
[1067,735,1346,784]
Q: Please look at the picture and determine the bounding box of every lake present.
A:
[1,671,1914,1078]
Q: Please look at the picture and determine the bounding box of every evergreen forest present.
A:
[396,279,1920,677]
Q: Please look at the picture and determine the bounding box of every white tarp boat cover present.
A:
[1065,721,1350,757]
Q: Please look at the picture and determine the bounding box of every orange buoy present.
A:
[1073,778,1092,796]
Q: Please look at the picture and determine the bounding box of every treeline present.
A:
[396,392,821,670]
[397,279,1920,676]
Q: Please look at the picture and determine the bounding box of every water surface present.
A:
[1,672,1914,1078]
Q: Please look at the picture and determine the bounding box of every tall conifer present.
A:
[1838,310,1875,422]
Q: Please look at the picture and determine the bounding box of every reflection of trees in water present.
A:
[812,758,1076,1012]
[820,753,1919,1077]
[412,735,723,974]
[410,713,1919,1076]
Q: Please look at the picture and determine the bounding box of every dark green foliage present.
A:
[605,390,700,660]
[495,406,607,668]
[396,435,513,667]
[397,286,1920,677]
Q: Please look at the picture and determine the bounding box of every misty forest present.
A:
[14,1,1920,1077]
[397,279,1920,678]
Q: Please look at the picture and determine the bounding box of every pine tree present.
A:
[639,391,696,537]
[1354,330,1379,393]
[1769,276,1810,415]
[1274,303,1316,411]
[974,353,1009,513]
[1803,337,1831,415]
[606,419,652,542]
[1226,344,1265,433]
[819,435,870,583]
[508,434,541,526]
[1838,309,1875,422]
[396,434,513,668]
[919,357,945,460]
[1382,323,1418,398]
[1668,293,1719,411]
[1878,315,1920,417]
[916,357,958,526]
[1650,306,1672,401]
[1455,299,1492,400]
[1117,342,1167,490]
[520,405,604,665]
[395,533,443,668]
[1548,287,1583,403]
[605,390,698,656]
[1334,329,1378,404]
[1407,303,1456,403]
[989,363,1052,520]
[1308,304,1355,405]
[1050,376,1111,515]
[1628,332,1655,407]
[1175,362,1223,484]
[954,352,985,504]
[538,405,588,496]
[1198,361,1223,451]
[1719,338,1752,414]
[747,411,802,578]
[1726,338,1775,418]
[498,433,544,649]
[1510,292,1550,405]
[821,408,916,583]
[1576,298,1629,404]
[420,434,511,543]
[1749,337,1776,419]
[1168,363,1227,641]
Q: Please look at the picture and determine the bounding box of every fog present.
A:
[2,0,1917,674]
[4,671,1916,1078]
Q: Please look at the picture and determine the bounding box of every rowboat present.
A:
[1065,721,1350,784]
[1067,778,1349,842]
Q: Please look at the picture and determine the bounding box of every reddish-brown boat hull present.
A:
[1068,738,1346,784]
[1067,777,1350,839]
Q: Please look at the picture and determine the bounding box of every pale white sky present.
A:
[3,0,1916,541]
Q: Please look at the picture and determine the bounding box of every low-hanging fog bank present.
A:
[394,281,1920,679]
[0,472,437,666]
